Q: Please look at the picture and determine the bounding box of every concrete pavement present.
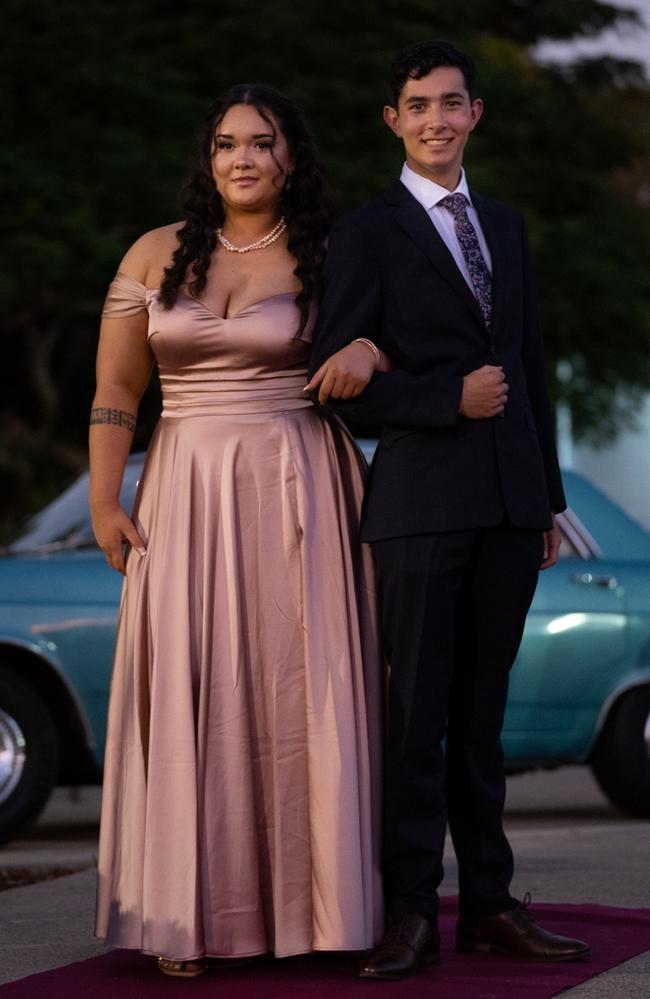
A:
[1,768,649,995]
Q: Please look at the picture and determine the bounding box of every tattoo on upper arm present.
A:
[89,408,136,432]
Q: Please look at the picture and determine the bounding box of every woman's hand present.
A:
[306,341,393,404]
[91,500,146,575]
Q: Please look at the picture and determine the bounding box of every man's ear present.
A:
[383,104,401,138]
[469,97,484,131]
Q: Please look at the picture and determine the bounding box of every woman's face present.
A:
[211,103,293,215]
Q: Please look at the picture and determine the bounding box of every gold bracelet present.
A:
[353,337,380,367]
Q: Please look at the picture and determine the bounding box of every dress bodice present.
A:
[102,272,314,417]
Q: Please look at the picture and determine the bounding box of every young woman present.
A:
[91,85,386,976]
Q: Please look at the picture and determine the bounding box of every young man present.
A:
[307,40,589,980]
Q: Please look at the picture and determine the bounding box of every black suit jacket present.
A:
[309,180,565,543]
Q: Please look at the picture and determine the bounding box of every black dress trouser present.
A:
[372,521,544,920]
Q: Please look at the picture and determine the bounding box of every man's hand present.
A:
[306,341,380,404]
[459,365,508,418]
[541,513,561,570]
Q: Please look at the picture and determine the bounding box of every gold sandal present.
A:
[157,956,208,978]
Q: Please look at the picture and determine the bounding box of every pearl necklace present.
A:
[217,217,287,254]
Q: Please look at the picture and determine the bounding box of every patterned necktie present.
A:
[439,192,492,330]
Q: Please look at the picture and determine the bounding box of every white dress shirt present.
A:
[399,163,492,292]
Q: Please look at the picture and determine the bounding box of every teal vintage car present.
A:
[1,452,649,844]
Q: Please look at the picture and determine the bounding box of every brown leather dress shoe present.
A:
[359,913,440,980]
[457,895,590,962]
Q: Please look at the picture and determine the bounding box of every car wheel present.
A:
[0,666,59,845]
[591,686,650,818]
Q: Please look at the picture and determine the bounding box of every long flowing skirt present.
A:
[95,406,383,959]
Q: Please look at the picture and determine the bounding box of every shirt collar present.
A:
[400,162,471,211]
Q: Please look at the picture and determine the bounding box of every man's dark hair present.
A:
[389,40,477,106]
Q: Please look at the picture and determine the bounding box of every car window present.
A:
[8,459,144,552]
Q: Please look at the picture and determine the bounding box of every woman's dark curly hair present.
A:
[159,84,331,336]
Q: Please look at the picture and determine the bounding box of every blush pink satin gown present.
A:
[94,273,383,961]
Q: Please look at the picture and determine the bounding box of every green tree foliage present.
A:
[1,0,648,533]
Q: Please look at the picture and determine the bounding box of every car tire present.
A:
[591,685,650,818]
[0,667,59,845]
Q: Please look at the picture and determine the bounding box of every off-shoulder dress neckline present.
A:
[115,271,298,322]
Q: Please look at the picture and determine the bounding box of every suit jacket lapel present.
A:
[384,180,485,331]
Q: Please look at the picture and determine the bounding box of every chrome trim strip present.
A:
[559,508,603,559]
[557,511,592,560]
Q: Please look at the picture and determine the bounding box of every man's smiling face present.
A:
[383,65,483,190]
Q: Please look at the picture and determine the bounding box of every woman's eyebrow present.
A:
[214,132,275,139]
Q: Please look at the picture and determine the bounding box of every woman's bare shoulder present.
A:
[117,223,184,288]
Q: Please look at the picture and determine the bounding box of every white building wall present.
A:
[563,396,650,532]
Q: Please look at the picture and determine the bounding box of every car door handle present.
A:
[570,573,618,589]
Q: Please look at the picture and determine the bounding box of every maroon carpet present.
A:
[3,899,649,998]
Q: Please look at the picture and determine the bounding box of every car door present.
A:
[7,550,123,764]
[2,457,143,766]
[503,523,628,762]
